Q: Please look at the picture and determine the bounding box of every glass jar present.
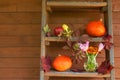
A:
[84,54,98,72]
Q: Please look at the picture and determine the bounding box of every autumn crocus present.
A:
[78,41,104,55]
[98,43,105,52]
[78,41,89,52]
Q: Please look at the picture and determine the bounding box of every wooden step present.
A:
[47,1,107,8]
[45,37,103,42]
[45,70,110,78]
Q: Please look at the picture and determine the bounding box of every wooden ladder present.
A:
[40,0,115,80]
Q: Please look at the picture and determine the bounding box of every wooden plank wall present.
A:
[0,0,119,80]
[0,0,41,80]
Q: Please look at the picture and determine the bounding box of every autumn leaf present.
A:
[41,56,51,72]
[98,60,114,74]
[66,40,72,48]
[103,34,113,50]
[103,34,112,41]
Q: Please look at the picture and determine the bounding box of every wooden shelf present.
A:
[41,0,115,80]
[47,1,107,9]
[45,70,110,78]
[45,37,103,42]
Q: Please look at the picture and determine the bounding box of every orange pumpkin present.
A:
[52,55,72,71]
[86,20,106,37]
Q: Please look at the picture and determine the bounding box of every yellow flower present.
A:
[62,24,69,31]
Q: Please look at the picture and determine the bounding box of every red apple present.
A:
[54,27,63,36]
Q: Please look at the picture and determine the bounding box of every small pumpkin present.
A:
[52,55,72,71]
[86,20,106,37]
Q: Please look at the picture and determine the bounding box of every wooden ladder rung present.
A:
[45,70,110,78]
[47,1,107,8]
[45,37,104,42]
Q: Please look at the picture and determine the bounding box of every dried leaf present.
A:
[103,34,113,50]
[103,34,112,41]
[104,42,113,50]
[98,60,114,74]
[107,64,114,73]
[41,56,51,72]
[66,40,72,48]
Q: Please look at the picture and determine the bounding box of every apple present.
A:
[54,26,64,36]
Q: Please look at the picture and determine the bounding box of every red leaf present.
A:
[98,60,114,74]
[104,41,113,50]
[41,56,51,72]
[103,34,113,50]
[107,64,114,73]
[103,34,112,41]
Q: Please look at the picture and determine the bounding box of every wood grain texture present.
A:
[114,47,120,57]
[16,0,41,12]
[115,69,120,78]
[0,47,40,58]
[114,58,120,68]
[0,0,119,80]
[46,46,105,57]
[45,71,110,77]
[49,77,107,80]
[49,11,103,24]
[0,0,119,12]
[112,0,120,11]
[112,12,120,24]
[0,24,40,36]
[0,36,40,47]
[0,77,39,80]
[1,35,115,47]
[0,58,40,68]
[0,0,17,12]
[0,13,41,24]
[1,12,120,24]
[114,36,120,47]
[0,68,39,78]
[47,1,107,8]
[0,0,41,12]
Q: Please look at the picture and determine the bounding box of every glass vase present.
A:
[84,54,98,72]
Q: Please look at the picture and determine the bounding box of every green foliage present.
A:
[43,24,51,34]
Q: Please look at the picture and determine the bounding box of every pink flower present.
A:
[78,41,89,51]
[98,43,105,52]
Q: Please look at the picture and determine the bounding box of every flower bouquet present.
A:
[78,41,104,72]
